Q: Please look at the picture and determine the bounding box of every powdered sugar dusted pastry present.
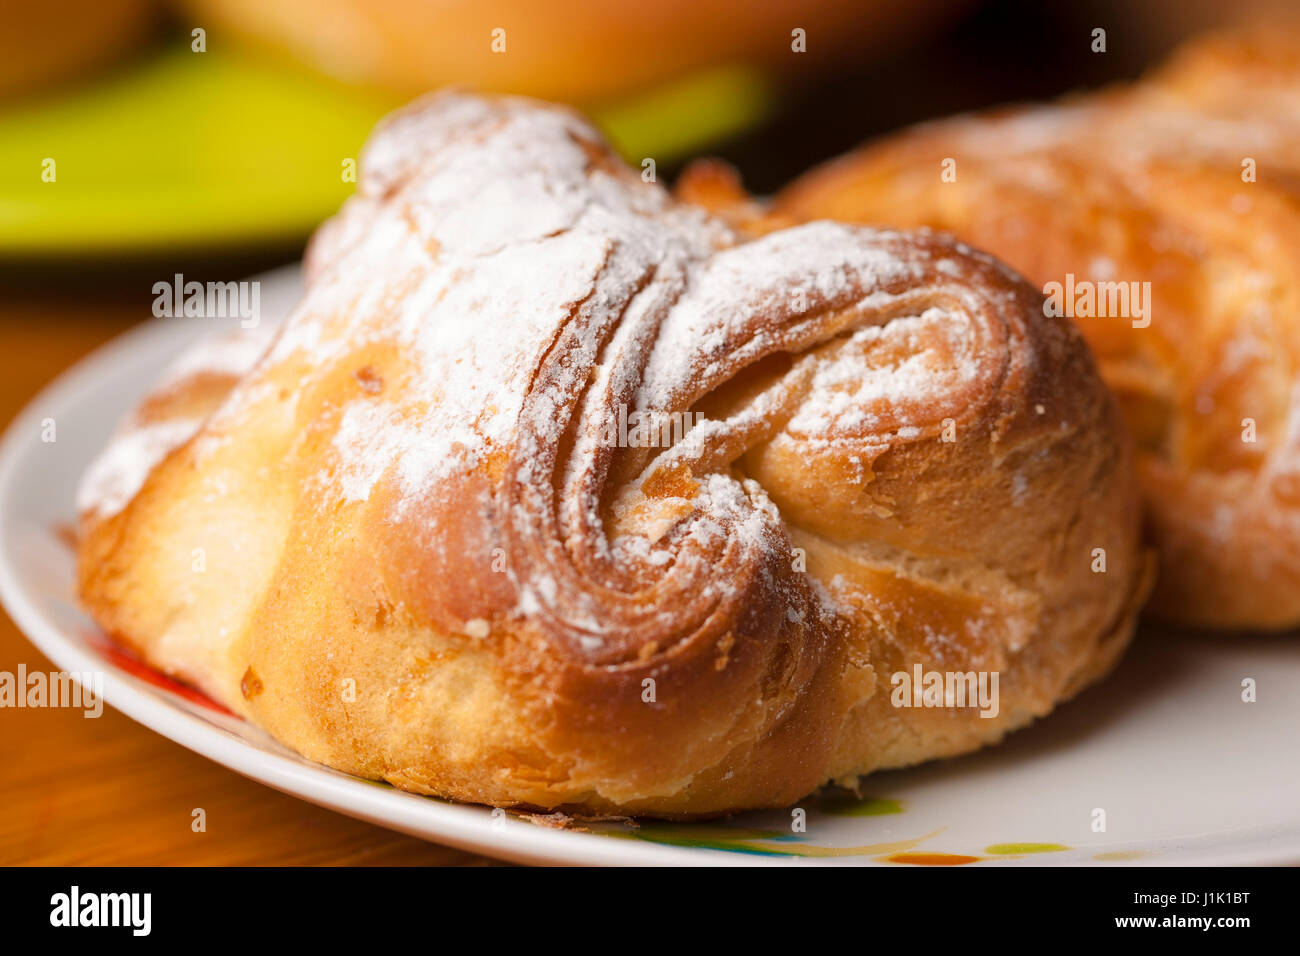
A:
[77,92,1148,816]
[774,26,1300,630]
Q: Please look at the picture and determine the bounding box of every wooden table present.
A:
[0,296,498,865]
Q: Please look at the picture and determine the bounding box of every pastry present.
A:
[772,26,1300,630]
[177,0,965,103]
[77,92,1148,816]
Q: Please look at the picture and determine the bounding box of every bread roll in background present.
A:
[0,0,157,99]
[775,25,1300,631]
[176,0,969,103]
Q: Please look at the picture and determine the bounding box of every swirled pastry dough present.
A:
[77,93,1148,815]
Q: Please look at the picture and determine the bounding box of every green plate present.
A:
[0,44,771,256]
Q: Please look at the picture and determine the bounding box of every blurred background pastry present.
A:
[0,0,158,98]
[177,0,961,104]
[773,24,1300,630]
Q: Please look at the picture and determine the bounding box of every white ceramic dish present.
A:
[3,266,1299,866]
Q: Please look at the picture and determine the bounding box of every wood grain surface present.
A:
[0,298,500,866]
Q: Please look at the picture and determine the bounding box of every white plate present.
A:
[3,266,1299,866]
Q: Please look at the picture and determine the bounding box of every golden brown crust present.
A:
[774,25,1300,630]
[77,92,1147,816]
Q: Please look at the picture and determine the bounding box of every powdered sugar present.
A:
[83,92,1029,650]
[77,418,203,517]
[269,95,729,506]
[261,96,965,522]
[154,323,276,390]
[78,325,276,519]
[785,308,975,436]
